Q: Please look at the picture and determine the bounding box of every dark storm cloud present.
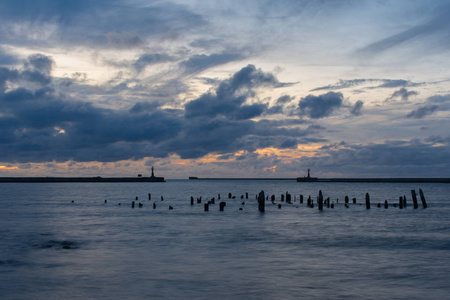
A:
[0,60,313,163]
[298,91,343,118]
[350,100,364,116]
[185,64,282,119]
[406,105,439,119]
[385,88,418,102]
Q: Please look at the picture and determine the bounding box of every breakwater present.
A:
[0,176,165,183]
[188,177,450,183]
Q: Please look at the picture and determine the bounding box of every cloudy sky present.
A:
[1,0,449,178]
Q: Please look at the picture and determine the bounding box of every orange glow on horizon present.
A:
[0,166,18,170]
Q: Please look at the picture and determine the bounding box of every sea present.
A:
[1,180,449,300]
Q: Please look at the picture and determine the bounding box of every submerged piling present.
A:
[365,193,371,209]
[219,201,226,211]
[399,196,403,209]
[318,190,324,210]
[411,190,419,209]
[419,188,427,208]
[258,190,265,212]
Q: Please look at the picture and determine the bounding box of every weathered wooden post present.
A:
[300,195,303,204]
[197,197,202,204]
[148,193,151,200]
[228,193,232,199]
[327,197,330,208]
[139,203,143,207]
[281,194,285,202]
[271,195,275,202]
[161,196,164,201]
[204,203,209,211]
[403,195,407,207]
[218,194,220,200]
[352,197,356,204]
[190,196,194,205]
[135,196,138,200]
[384,200,388,209]
[318,190,324,210]
[411,190,419,209]
[245,192,248,199]
[211,197,215,204]
[345,196,349,204]
[365,193,370,209]
[419,188,427,208]
[104,199,107,203]
[219,201,226,211]
[258,190,265,212]
[153,202,156,209]
[132,201,135,208]
[399,196,403,209]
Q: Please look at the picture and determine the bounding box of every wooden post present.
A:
[197,197,202,204]
[300,195,303,204]
[153,202,156,209]
[411,190,419,209]
[211,197,215,204]
[132,201,135,208]
[204,203,209,211]
[399,196,403,209]
[218,194,220,200]
[161,196,164,201]
[365,193,370,209]
[419,189,427,208]
[318,190,323,210]
[352,198,356,204]
[148,193,151,200]
[228,193,232,199]
[135,196,138,200]
[384,200,388,209]
[190,196,194,205]
[245,192,248,199]
[327,197,330,208]
[345,196,349,204]
[281,194,285,202]
[219,202,226,211]
[258,190,265,212]
[403,195,407,207]
[104,199,107,203]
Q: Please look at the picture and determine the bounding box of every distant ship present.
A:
[296,168,318,182]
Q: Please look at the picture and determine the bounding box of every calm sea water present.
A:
[1,180,449,300]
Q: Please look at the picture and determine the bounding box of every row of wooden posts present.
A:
[104,189,427,212]
[190,188,428,212]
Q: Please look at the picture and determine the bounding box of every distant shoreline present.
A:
[0,176,165,183]
[189,177,450,183]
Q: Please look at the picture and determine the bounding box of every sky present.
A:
[1,0,450,179]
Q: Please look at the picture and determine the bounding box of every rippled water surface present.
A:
[1,180,449,299]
